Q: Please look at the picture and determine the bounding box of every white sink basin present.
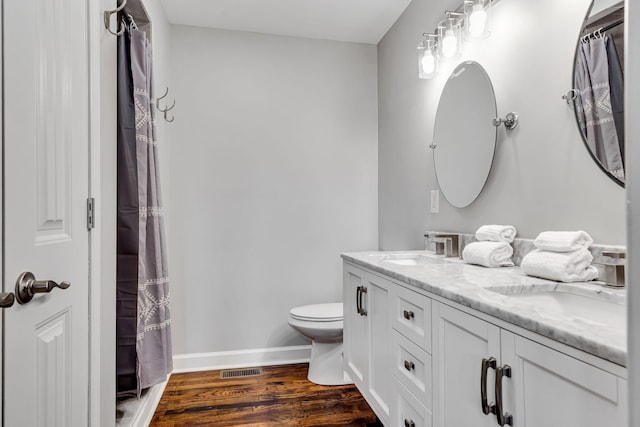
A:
[486,284,626,326]
[379,253,447,266]
[386,258,420,266]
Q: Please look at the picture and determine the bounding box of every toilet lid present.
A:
[290,303,343,322]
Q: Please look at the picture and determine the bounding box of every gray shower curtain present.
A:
[574,35,624,180]
[117,21,172,396]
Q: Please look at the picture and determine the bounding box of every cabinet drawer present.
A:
[393,379,432,427]
[392,331,432,407]
[394,286,431,352]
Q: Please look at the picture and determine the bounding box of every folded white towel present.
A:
[475,225,517,243]
[462,241,514,268]
[521,249,599,283]
[533,230,593,252]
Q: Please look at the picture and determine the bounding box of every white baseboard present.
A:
[132,378,170,427]
[172,345,312,373]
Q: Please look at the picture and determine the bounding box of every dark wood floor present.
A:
[150,363,379,426]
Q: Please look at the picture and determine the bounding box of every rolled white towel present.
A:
[521,249,599,283]
[533,230,593,252]
[475,225,517,243]
[462,241,514,268]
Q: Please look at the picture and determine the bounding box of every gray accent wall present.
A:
[378,0,626,250]
[169,26,378,354]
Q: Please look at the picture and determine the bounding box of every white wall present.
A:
[378,0,626,249]
[169,26,378,356]
[143,1,172,223]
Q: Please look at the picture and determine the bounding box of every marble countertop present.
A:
[341,250,627,367]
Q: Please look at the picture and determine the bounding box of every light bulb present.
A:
[441,29,458,58]
[468,5,487,37]
[421,50,435,75]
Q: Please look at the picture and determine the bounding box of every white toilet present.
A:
[288,302,352,385]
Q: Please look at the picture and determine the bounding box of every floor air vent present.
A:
[220,367,263,379]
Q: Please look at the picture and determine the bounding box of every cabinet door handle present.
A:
[403,360,415,371]
[403,309,415,320]
[495,365,513,426]
[404,419,416,427]
[481,357,497,415]
[356,286,362,315]
[359,286,368,316]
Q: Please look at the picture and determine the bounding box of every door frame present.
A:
[0,0,4,423]
[627,1,640,425]
[88,0,117,426]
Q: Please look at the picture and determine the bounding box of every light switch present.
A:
[430,190,440,213]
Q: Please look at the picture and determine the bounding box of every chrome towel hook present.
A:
[156,87,169,109]
[155,87,176,123]
[160,100,176,123]
[104,0,128,36]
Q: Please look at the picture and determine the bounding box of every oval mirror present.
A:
[572,0,624,186]
[433,61,497,208]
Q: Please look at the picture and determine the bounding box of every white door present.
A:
[3,0,91,425]
[500,330,628,427]
[432,302,500,427]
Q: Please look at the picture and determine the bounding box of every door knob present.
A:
[15,272,71,304]
[0,292,15,308]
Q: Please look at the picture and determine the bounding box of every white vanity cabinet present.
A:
[433,301,628,427]
[343,263,393,424]
[343,260,628,427]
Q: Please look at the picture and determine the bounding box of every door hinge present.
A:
[87,197,96,230]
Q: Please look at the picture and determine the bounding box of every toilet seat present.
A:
[290,303,343,322]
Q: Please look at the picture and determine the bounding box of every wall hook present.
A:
[156,87,169,109]
[158,100,175,122]
[493,112,518,130]
[159,99,175,113]
[104,0,128,36]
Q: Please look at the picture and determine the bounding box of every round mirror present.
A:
[433,61,497,208]
[572,0,624,186]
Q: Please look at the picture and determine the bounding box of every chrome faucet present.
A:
[594,251,625,287]
[425,233,459,258]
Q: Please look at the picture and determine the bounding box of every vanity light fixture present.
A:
[417,33,438,79]
[464,0,491,40]
[439,12,463,59]
[417,1,494,80]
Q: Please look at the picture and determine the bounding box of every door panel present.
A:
[501,331,628,427]
[343,264,367,387]
[367,273,392,423]
[433,302,500,427]
[3,0,90,425]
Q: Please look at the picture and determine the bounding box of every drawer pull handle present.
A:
[404,419,416,427]
[481,357,497,415]
[495,365,513,426]
[403,310,415,320]
[403,360,415,371]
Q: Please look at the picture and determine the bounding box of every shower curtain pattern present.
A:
[117,22,172,396]
[574,35,624,180]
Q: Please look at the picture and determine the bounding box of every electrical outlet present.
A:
[430,190,440,213]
